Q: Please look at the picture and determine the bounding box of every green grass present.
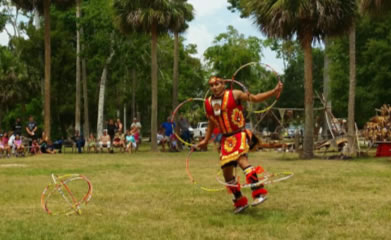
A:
[0,145,390,240]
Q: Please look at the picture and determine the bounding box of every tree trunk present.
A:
[97,35,115,138]
[347,23,357,156]
[323,37,331,139]
[43,0,51,139]
[172,31,179,111]
[81,27,89,138]
[150,23,158,151]
[75,0,81,132]
[132,68,136,120]
[302,36,314,159]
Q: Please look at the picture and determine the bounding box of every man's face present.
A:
[209,78,225,97]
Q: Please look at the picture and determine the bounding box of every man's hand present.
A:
[196,139,208,150]
[274,81,283,99]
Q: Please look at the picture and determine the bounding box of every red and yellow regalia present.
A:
[205,89,249,167]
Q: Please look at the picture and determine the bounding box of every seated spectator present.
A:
[40,132,49,153]
[87,133,98,153]
[53,139,63,153]
[8,131,16,155]
[46,140,57,154]
[130,126,140,150]
[112,132,125,152]
[169,134,180,152]
[13,135,25,157]
[30,139,41,154]
[1,132,11,158]
[72,130,85,153]
[125,129,137,153]
[99,129,111,152]
[157,127,167,152]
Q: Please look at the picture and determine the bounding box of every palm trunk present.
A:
[132,68,136,120]
[172,31,179,111]
[347,23,357,156]
[81,28,89,138]
[97,35,115,138]
[43,0,51,139]
[302,36,314,159]
[150,23,158,151]
[323,37,331,139]
[75,0,81,132]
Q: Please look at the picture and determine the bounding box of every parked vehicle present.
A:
[193,122,208,139]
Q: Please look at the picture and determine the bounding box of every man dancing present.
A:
[197,76,283,213]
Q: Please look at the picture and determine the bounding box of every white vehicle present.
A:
[193,122,208,139]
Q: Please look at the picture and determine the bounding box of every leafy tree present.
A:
[169,0,194,111]
[230,0,356,158]
[11,0,75,139]
[329,13,391,127]
[113,0,176,151]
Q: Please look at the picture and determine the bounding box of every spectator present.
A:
[1,132,11,158]
[45,140,57,154]
[13,134,25,157]
[107,119,116,143]
[99,129,111,152]
[8,131,15,154]
[25,116,38,144]
[115,118,123,134]
[87,133,98,153]
[72,130,85,153]
[112,132,125,151]
[53,138,63,153]
[125,129,137,153]
[13,118,23,136]
[178,115,191,144]
[131,117,142,146]
[162,117,175,139]
[40,131,49,153]
[30,139,41,154]
[169,134,180,152]
[157,127,167,152]
[131,117,142,131]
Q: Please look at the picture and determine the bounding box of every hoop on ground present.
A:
[41,174,93,215]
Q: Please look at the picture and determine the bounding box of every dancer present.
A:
[197,76,283,213]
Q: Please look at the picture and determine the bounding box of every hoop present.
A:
[232,62,281,114]
[171,98,205,148]
[186,147,225,192]
[41,174,93,215]
[216,170,293,188]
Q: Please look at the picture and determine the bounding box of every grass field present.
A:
[0,145,390,240]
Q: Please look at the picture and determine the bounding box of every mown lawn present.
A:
[0,146,390,240]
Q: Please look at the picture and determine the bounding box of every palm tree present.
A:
[113,0,173,151]
[11,0,74,139]
[242,0,356,158]
[75,0,81,133]
[169,0,194,111]
[360,0,391,14]
[347,0,391,155]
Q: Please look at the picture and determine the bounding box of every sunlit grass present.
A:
[0,145,390,240]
